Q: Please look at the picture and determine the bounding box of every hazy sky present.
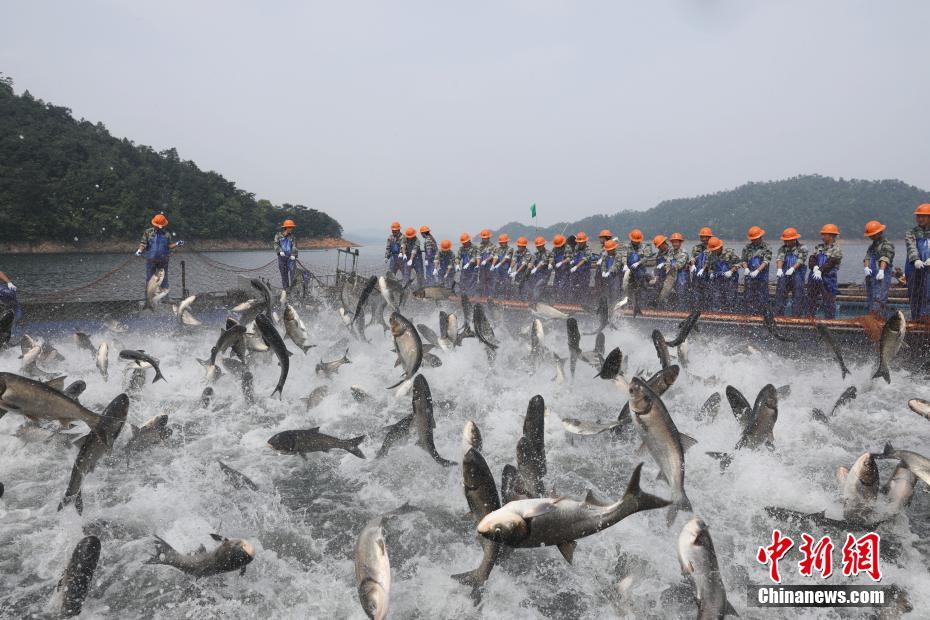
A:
[3,1,929,238]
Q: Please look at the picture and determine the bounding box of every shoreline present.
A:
[0,237,360,255]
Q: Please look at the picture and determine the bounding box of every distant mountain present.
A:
[498,175,930,242]
[0,75,342,244]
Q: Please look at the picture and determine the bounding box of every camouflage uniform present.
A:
[384,231,404,275]
[864,237,894,315]
[421,234,439,285]
[457,243,480,295]
[491,244,514,298]
[509,247,533,299]
[400,236,423,287]
[654,246,690,308]
[806,242,843,318]
[436,248,456,288]
[773,243,808,316]
[477,239,495,297]
[904,225,930,319]
[273,230,299,289]
[740,241,773,315]
[705,247,740,312]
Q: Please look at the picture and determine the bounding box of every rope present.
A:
[28,256,137,300]
[187,248,278,273]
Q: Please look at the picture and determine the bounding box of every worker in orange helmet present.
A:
[436,239,456,287]
[653,234,689,308]
[477,229,495,297]
[623,229,654,312]
[568,231,594,300]
[507,236,533,299]
[490,233,514,298]
[457,233,479,295]
[527,236,551,301]
[862,220,894,317]
[740,226,772,315]
[689,227,714,308]
[597,238,624,303]
[400,227,423,287]
[905,204,930,319]
[592,229,614,300]
[773,228,808,316]
[704,237,741,312]
[272,218,300,289]
[419,225,439,285]
[806,224,843,319]
[384,221,403,276]
[550,234,571,302]
[135,213,184,297]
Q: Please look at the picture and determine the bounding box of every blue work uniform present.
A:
[708,249,740,313]
[864,237,894,317]
[457,244,479,296]
[569,243,592,301]
[773,243,808,317]
[477,240,495,297]
[491,245,514,299]
[140,227,172,289]
[273,231,298,289]
[437,249,455,288]
[740,240,772,315]
[655,247,689,308]
[598,251,623,303]
[551,245,571,302]
[806,243,843,319]
[526,248,551,301]
[422,234,438,285]
[690,242,710,309]
[400,237,423,287]
[385,232,403,276]
[905,225,930,320]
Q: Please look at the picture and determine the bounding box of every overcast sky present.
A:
[3,1,929,238]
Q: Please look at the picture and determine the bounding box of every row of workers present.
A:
[384,203,930,320]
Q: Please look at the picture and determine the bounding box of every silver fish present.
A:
[677,517,738,619]
[387,312,422,389]
[55,535,101,618]
[355,518,391,620]
[147,533,255,577]
[836,452,879,523]
[144,268,165,311]
[95,342,109,381]
[873,311,905,383]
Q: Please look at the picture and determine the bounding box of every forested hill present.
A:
[499,175,930,241]
[0,76,342,244]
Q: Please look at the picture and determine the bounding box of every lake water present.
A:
[0,240,898,302]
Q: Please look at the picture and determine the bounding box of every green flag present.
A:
[530,203,536,218]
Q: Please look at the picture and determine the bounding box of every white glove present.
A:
[7,283,15,291]
[655,263,666,271]
[812,267,822,280]
[455,265,461,272]
[135,249,142,257]
[750,269,759,278]
[696,268,704,277]
[864,266,872,277]
[915,260,926,270]
[406,260,413,267]
[463,262,472,270]
[723,271,732,279]
[709,272,715,280]
[481,258,489,266]
[601,271,610,278]
[546,264,552,270]
[289,255,296,261]
[432,269,438,276]
[690,264,697,274]
[630,261,641,270]
[596,258,603,266]
[741,267,750,276]
[490,264,498,271]
[623,264,630,274]
[510,272,517,280]
[776,268,784,278]
[530,267,538,275]
[279,251,286,257]
[875,269,885,281]
[785,266,795,276]
[570,265,578,273]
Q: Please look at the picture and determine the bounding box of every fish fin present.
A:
[270,386,283,399]
[522,501,558,519]
[556,540,576,564]
[634,441,649,457]
[623,462,672,512]
[46,376,66,391]
[197,544,207,553]
[810,408,828,423]
[345,435,367,459]
[666,504,678,527]
[130,424,140,438]
[146,535,176,565]
[656,471,668,484]
[451,568,481,588]
[153,369,166,384]
[308,427,320,432]
[836,467,849,485]
[679,433,698,452]
[583,490,611,507]
[705,452,733,471]
[286,349,294,357]
[385,377,406,390]
[240,566,248,576]
[872,366,890,384]
[725,600,740,617]
[209,533,225,542]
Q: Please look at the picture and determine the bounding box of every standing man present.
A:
[654,233,689,308]
[135,213,183,295]
[400,227,422,287]
[623,229,653,311]
[527,236,551,301]
[568,232,593,301]
[905,204,930,320]
[490,233,514,299]
[457,233,479,295]
[773,228,807,316]
[436,239,455,287]
[384,221,403,276]
[509,237,532,299]
[689,227,713,309]
[420,225,438,285]
[550,234,571,302]
[740,226,772,315]
[273,219,298,289]
[806,224,843,319]
[863,220,894,317]
[0,270,18,318]
[705,237,740,313]
[598,239,623,304]
[477,229,494,297]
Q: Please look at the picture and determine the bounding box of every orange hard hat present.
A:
[534,236,546,247]
[915,203,930,216]
[863,220,886,237]
[480,229,492,239]
[653,234,667,249]
[552,234,567,248]
[820,223,840,236]
[707,237,723,251]
[575,231,588,244]
[281,219,296,229]
[405,227,417,239]
[628,229,643,243]
[670,232,684,242]
[516,236,528,248]
[152,214,168,228]
[747,226,765,240]
[419,225,430,234]
[390,221,401,231]
[598,229,613,239]
[460,232,472,244]
[699,227,713,238]
[781,227,800,241]
[440,239,452,250]
[498,233,510,244]
[604,239,619,252]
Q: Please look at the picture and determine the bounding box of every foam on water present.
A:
[1,299,929,618]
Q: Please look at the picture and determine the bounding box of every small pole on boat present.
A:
[181,260,189,298]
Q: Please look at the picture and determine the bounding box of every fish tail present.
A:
[450,570,484,605]
[146,535,175,565]
[872,365,890,384]
[667,492,693,526]
[623,462,672,513]
[344,435,366,459]
[271,386,283,399]
[152,369,166,384]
